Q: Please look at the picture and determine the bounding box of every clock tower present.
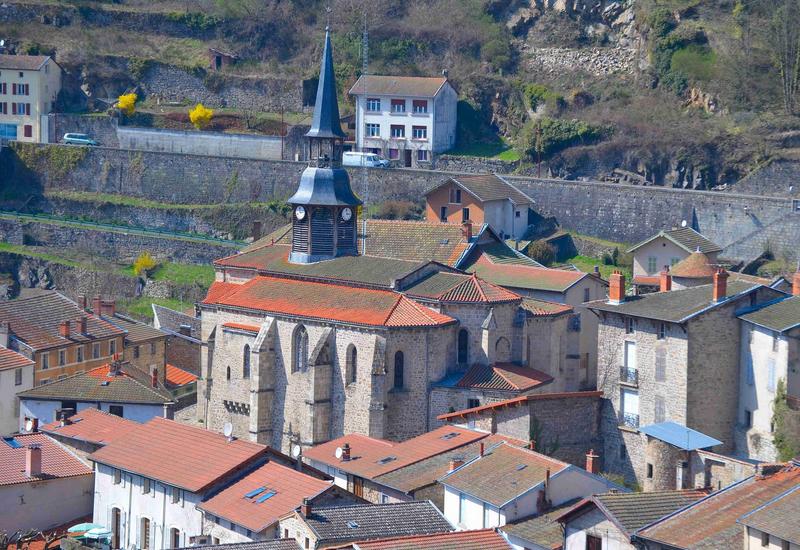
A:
[288,27,362,264]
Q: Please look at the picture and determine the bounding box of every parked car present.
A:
[343,151,390,168]
[63,133,99,146]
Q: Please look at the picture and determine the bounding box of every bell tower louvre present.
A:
[288,26,362,264]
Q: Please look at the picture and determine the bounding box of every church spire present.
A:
[306,27,346,140]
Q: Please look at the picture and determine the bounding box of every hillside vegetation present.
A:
[3,0,800,187]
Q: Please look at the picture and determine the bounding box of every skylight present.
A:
[440,432,460,440]
[515,464,527,471]
[346,521,360,529]
[376,455,397,465]
[256,490,277,503]
[244,486,266,499]
[2,437,21,449]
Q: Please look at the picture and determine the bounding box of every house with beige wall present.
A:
[0,54,61,143]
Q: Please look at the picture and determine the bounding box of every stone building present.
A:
[587,270,784,486]
[198,30,581,454]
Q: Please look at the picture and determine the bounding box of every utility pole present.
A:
[360,11,369,253]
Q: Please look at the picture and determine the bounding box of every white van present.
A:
[343,151,390,168]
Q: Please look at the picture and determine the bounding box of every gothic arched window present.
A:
[346,344,357,385]
[243,344,251,379]
[457,329,469,365]
[393,351,404,389]
[226,366,231,381]
[293,326,308,373]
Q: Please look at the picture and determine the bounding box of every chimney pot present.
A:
[660,267,672,292]
[92,296,102,314]
[448,458,464,472]
[479,442,485,457]
[462,220,473,241]
[341,442,351,462]
[100,300,116,317]
[713,268,729,303]
[25,444,42,477]
[59,320,70,338]
[78,316,88,335]
[151,369,158,388]
[793,271,800,296]
[178,324,192,337]
[608,270,626,304]
[586,449,600,474]
[300,498,312,518]
[529,440,536,451]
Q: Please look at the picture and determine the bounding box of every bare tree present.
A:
[769,0,800,114]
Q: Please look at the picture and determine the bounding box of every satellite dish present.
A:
[24,418,33,432]
[223,422,233,439]
[0,40,5,47]
[681,220,687,227]
[291,444,302,458]
[334,447,343,459]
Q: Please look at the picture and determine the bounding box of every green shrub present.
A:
[128,57,152,81]
[526,240,556,265]
[482,38,512,72]
[524,84,565,112]
[648,8,676,38]
[671,44,717,82]
[519,117,608,159]
[166,12,221,32]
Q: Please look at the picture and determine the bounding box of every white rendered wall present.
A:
[1,474,93,533]
[0,364,33,435]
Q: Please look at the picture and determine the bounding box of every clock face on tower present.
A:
[295,206,306,220]
[341,207,353,221]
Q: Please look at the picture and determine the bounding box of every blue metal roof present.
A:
[639,421,722,451]
[306,29,346,139]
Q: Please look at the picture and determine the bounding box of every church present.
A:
[197,29,583,452]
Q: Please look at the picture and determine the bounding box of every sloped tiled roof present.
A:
[586,280,760,323]
[165,364,197,387]
[300,501,452,546]
[304,425,489,480]
[637,465,800,549]
[439,442,569,507]
[739,295,800,333]
[353,528,511,550]
[670,251,718,278]
[349,75,448,97]
[152,304,201,339]
[501,499,580,549]
[222,322,262,333]
[0,291,125,351]
[0,54,51,71]
[437,391,603,422]
[403,272,520,304]
[474,242,543,267]
[41,407,139,446]
[89,417,267,492]
[0,433,92,486]
[562,490,708,535]
[433,175,533,205]
[468,262,586,292]
[177,542,299,550]
[628,227,722,254]
[102,314,165,343]
[199,460,332,532]
[738,485,800,545]
[0,347,34,371]
[18,362,174,405]
[520,298,574,317]
[202,276,455,328]
[456,363,553,392]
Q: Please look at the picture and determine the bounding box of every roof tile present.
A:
[738,485,800,545]
[0,347,34,371]
[456,363,553,392]
[0,433,92,486]
[41,407,139,446]
[353,528,511,550]
[349,75,448,97]
[739,295,800,333]
[0,54,51,71]
[165,364,197,387]
[438,175,533,205]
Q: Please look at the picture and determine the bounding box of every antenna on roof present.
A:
[223,421,233,442]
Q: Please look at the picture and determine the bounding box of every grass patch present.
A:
[671,44,717,82]
[118,297,194,321]
[121,262,214,286]
[446,140,521,161]
[564,254,632,282]
[0,242,83,268]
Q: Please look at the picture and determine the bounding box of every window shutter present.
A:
[25,104,30,116]
[106,507,112,535]
[11,103,15,115]
[135,517,141,549]
[12,83,16,95]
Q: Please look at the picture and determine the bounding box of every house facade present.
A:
[350,74,457,167]
[425,175,535,240]
[0,346,34,435]
[587,270,784,485]
[0,54,61,143]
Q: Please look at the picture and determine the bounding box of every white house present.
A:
[17,360,174,427]
[0,54,62,143]
[0,432,93,533]
[0,346,34,436]
[349,74,457,167]
[438,442,621,533]
[736,283,800,462]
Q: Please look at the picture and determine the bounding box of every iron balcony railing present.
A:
[620,366,638,386]
[620,412,640,429]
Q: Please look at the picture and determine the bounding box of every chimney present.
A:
[109,355,122,376]
[340,443,351,462]
[585,449,600,474]
[252,221,263,241]
[545,467,551,493]
[78,295,87,310]
[178,324,192,337]
[92,296,102,314]
[101,300,116,317]
[593,265,600,275]
[59,320,70,338]
[0,322,9,348]
[300,498,312,518]
[78,316,88,335]
[25,444,42,477]
[608,270,626,304]
[756,463,785,479]
[462,220,473,241]
[793,271,800,296]
[479,442,485,457]
[151,369,158,388]
[659,267,672,292]
[448,458,464,472]
[529,440,536,451]
[713,268,729,303]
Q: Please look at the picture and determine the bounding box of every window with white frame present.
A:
[391,99,405,113]
[142,477,151,494]
[366,98,381,111]
[14,368,22,386]
[647,256,658,274]
[390,125,405,138]
[412,100,428,113]
[458,493,468,525]
[417,149,428,161]
[113,469,121,484]
[412,126,427,139]
[39,353,48,370]
[93,343,100,359]
[365,123,380,137]
[77,346,84,362]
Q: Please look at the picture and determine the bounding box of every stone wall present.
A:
[49,114,120,147]
[116,127,282,160]
[731,159,800,198]
[433,155,519,174]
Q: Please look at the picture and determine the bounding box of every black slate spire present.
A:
[306,28,346,139]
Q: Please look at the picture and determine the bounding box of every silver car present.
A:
[63,133,99,146]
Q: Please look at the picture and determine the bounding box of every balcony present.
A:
[619,412,640,429]
[620,366,638,386]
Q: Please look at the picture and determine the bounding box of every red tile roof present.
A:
[353,528,511,549]
[466,257,588,293]
[437,391,604,421]
[203,277,455,328]
[638,465,800,549]
[438,274,520,303]
[632,275,661,286]
[165,364,197,387]
[304,425,490,480]
[0,433,92,486]
[89,417,267,492]
[41,407,139,446]
[0,347,34,371]
[199,460,332,532]
[669,251,717,279]
[520,298,574,317]
[456,363,554,392]
[222,322,262,333]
